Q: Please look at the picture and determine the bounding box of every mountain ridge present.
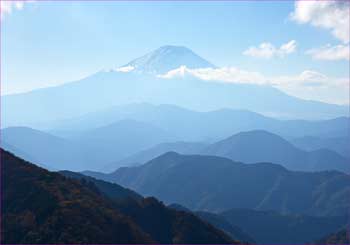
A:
[202,130,350,173]
[84,152,350,216]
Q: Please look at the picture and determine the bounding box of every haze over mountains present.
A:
[2,45,349,244]
[2,123,349,173]
[2,46,348,129]
[50,103,349,139]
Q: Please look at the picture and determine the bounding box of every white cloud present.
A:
[290,1,350,43]
[1,1,33,19]
[159,66,349,104]
[243,40,297,59]
[306,44,349,61]
[115,65,135,72]
[159,66,266,85]
[159,66,335,87]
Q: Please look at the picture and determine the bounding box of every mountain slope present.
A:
[86,152,350,216]
[108,141,208,171]
[291,135,350,158]
[220,208,348,244]
[316,229,350,244]
[168,204,347,244]
[195,211,255,244]
[71,119,175,163]
[1,121,175,171]
[2,149,236,244]
[59,171,143,201]
[113,197,236,244]
[203,130,350,173]
[1,127,88,170]
[61,171,242,244]
[1,149,154,244]
[124,45,215,74]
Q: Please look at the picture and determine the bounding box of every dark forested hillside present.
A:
[1,149,153,244]
[61,170,238,244]
[59,170,143,201]
[1,149,236,244]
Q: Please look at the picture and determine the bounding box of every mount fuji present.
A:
[123,45,215,74]
[2,45,348,128]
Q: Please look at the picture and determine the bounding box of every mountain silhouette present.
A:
[108,141,208,171]
[203,130,350,173]
[86,152,350,216]
[291,135,350,158]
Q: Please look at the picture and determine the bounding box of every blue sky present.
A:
[1,1,349,104]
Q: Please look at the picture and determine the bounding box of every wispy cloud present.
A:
[290,1,349,44]
[243,40,297,59]
[159,66,349,104]
[1,0,33,19]
[306,44,349,61]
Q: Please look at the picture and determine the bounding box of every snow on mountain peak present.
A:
[121,45,215,74]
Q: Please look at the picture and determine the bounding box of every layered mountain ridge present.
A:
[85,152,350,216]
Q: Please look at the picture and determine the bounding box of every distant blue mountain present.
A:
[104,128,349,173]
[203,130,350,173]
[1,127,88,171]
[51,104,349,141]
[1,120,176,171]
[3,113,348,173]
[291,135,350,158]
[2,46,348,128]
[70,119,175,163]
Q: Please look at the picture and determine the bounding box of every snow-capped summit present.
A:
[123,45,215,74]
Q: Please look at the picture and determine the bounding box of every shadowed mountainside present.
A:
[220,208,348,244]
[85,152,350,216]
[1,149,237,244]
